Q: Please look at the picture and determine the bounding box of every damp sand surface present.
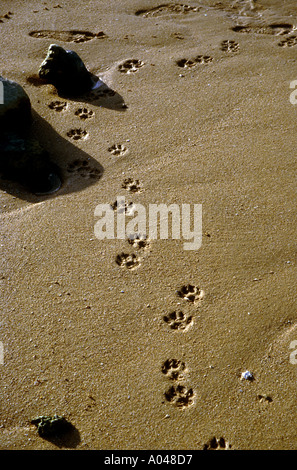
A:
[0,0,297,450]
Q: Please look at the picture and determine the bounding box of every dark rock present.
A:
[0,76,32,133]
[38,44,95,96]
[31,415,73,438]
[0,76,61,194]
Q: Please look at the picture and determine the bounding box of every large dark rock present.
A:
[38,44,95,96]
[0,76,61,194]
[0,76,32,133]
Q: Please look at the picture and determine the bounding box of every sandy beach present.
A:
[0,0,297,450]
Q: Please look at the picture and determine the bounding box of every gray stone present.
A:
[0,76,61,194]
[0,76,32,132]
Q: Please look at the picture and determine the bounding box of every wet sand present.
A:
[0,0,297,449]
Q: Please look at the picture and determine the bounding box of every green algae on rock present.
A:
[38,44,96,96]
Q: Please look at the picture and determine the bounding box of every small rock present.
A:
[31,415,72,438]
[241,370,254,381]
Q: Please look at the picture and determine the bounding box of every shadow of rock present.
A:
[42,423,81,449]
[31,416,81,448]
[0,109,104,202]
[26,74,128,112]
[64,79,129,112]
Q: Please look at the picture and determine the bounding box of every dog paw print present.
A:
[66,159,101,178]
[195,55,213,64]
[203,437,231,450]
[122,178,141,193]
[74,107,94,120]
[257,394,273,404]
[96,88,116,98]
[221,40,240,52]
[66,128,88,140]
[278,35,297,47]
[0,11,13,23]
[112,199,135,215]
[48,100,67,112]
[116,252,140,270]
[177,284,204,303]
[163,310,193,330]
[108,144,128,156]
[164,384,195,408]
[127,234,149,249]
[162,359,186,380]
[176,55,213,67]
[118,59,144,73]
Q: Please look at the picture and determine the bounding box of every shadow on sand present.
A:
[0,108,104,202]
[26,74,128,112]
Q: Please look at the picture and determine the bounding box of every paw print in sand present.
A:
[221,40,240,52]
[67,159,101,178]
[74,107,94,120]
[161,359,186,380]
[116,252,140,270]
[48,100,67,112]
[108,144,128,156]
[118,59,144,74]
[163,310,193,330]
[127,234,149,249]
[122,178,141,193]
[176,55,213,68]
[177,284,204,303]
[164,384,195,408]
[203,437,231,450]
[66,128,88,140]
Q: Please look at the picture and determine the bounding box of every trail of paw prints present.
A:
[29,30,107,43]
[119,59,144,74]
[48,100,67,112]
[176,55,213,68]
[66,128,88,141]
[0,11,13,23]
[66,159,101,179]
[177,284,204,303]
[108,144,128,156]
[161,359,186,380]
[115,252,140,270]
[221,40,240,53]
[162,359,195,408]
[203,437,231,450]
[135,3,201,17]
[122,178,141,193]
[163,310,193,331]
[278,35,297,47]
[74,107,94,120]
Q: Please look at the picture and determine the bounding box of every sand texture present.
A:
[0,0,297,450]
